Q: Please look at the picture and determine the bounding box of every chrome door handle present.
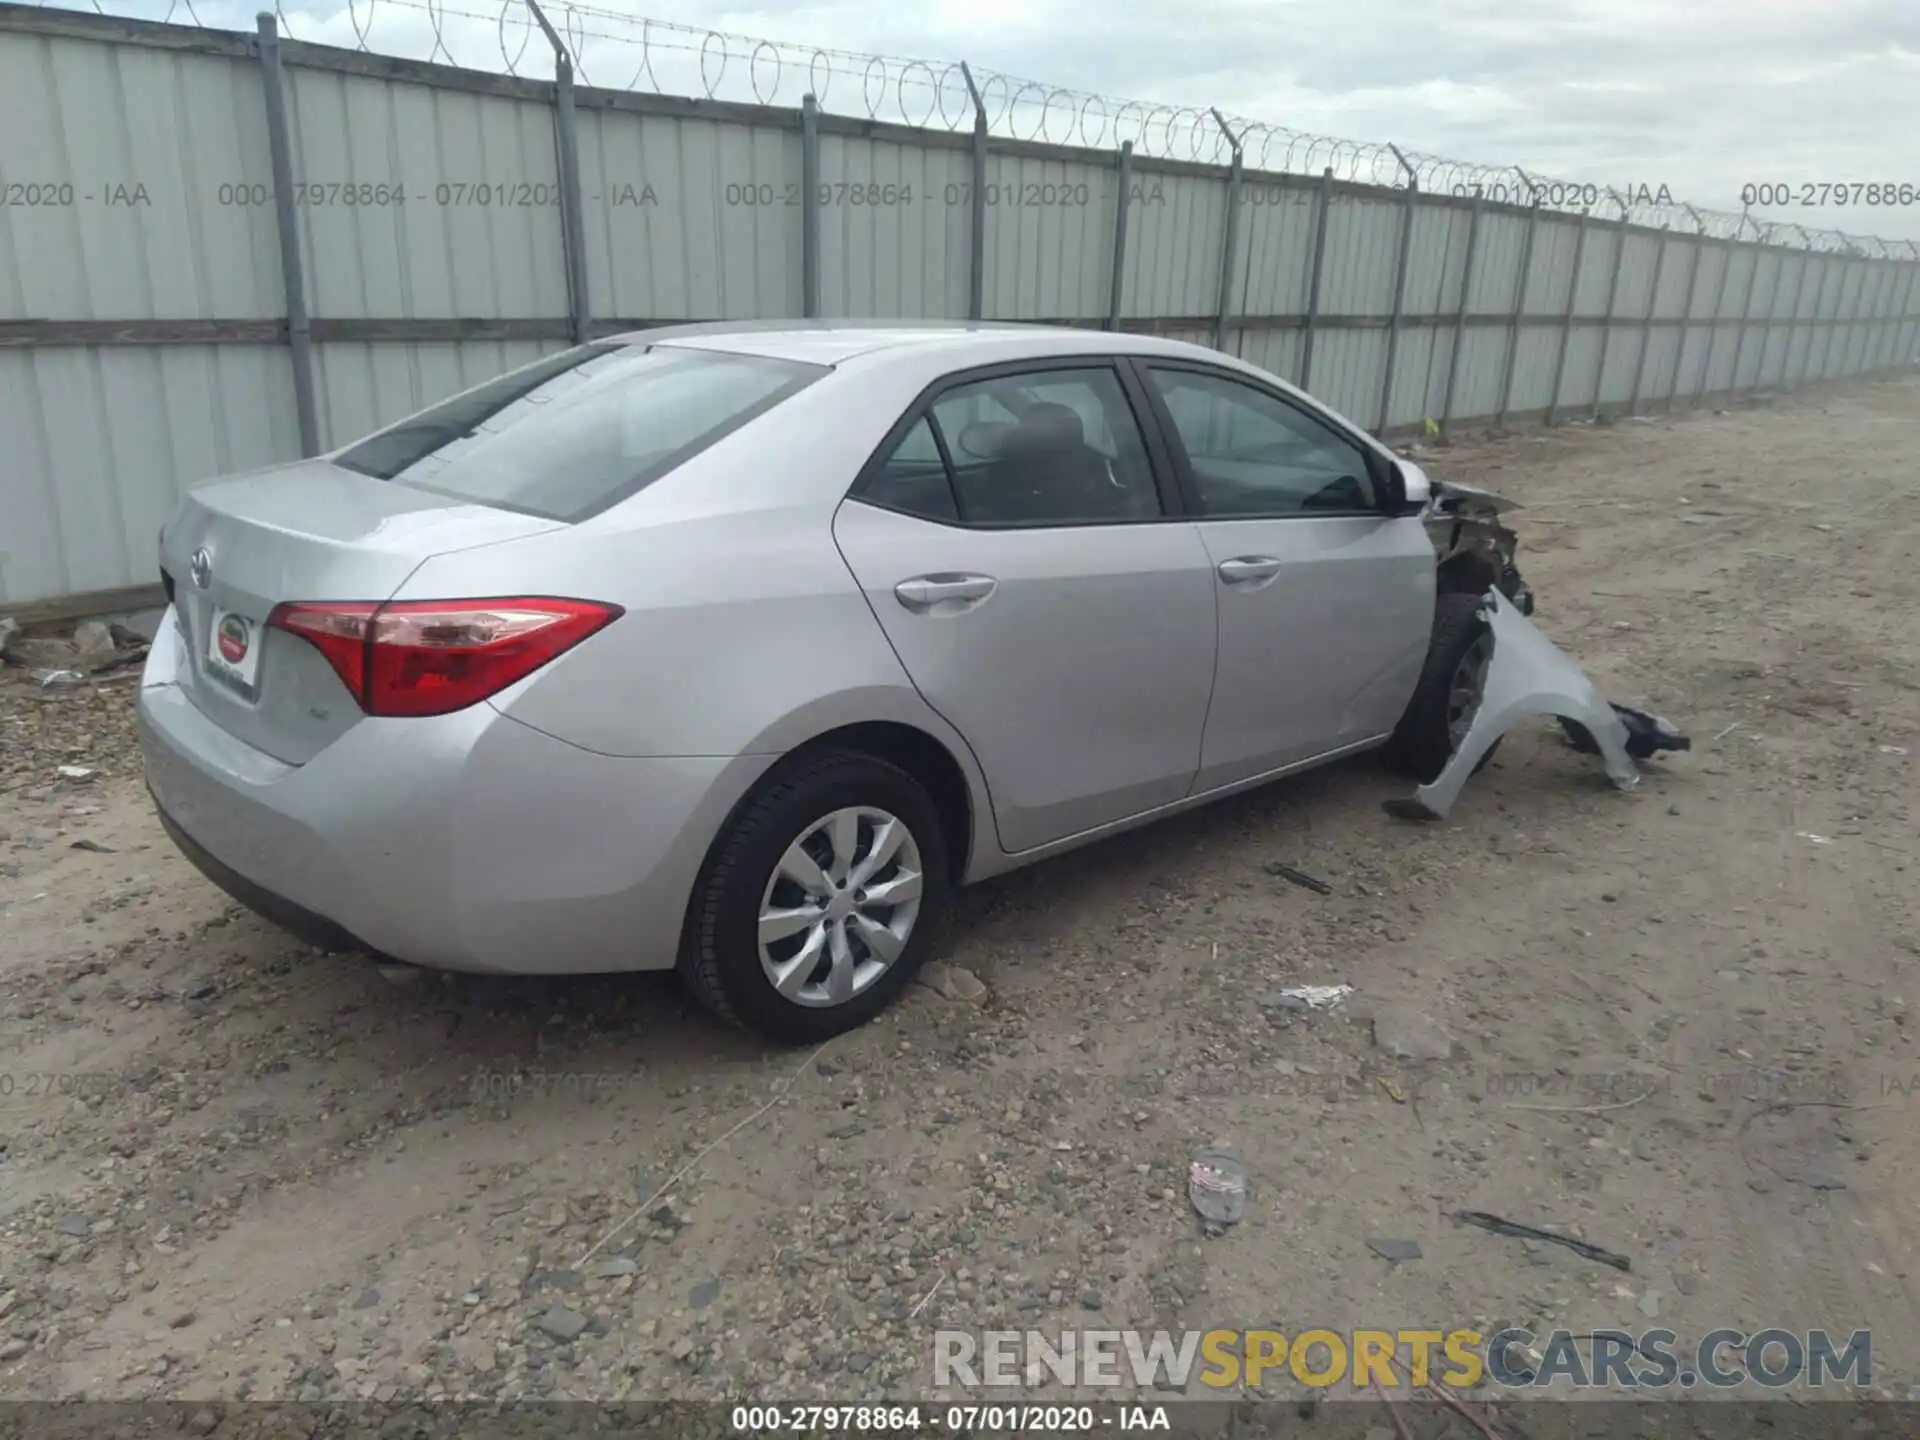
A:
[894,574,997,611]
[1216,556,1285,584]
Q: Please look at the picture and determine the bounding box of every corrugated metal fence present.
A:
[3,3,1917,609]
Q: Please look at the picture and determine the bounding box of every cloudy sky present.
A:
[143,0,1920,242]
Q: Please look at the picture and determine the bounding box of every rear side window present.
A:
[928,367,1161,525]
[859,365,1162,528]
[862,417,960,522]
[334,343,824,520]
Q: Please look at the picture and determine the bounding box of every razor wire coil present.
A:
[34,0,1920,256]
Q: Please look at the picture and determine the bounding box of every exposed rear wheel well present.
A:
[779,722,975,882]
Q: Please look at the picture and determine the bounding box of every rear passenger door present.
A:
[832,360,1218,855]
[1135,362,1435,790]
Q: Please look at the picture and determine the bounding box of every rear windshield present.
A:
[333,342,824,520]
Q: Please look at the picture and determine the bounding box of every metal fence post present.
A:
[1878,258,1903,368]
[1627,224,1669,416]
[1771,244,1810,390]
[1839,254,1865,376]
[960,63,987,321]
[1896,251,1912,368]
[1440,191,1484,434]
[1859,255,1890,374]
[1896,259,1912,368]
[1891,259,1909,369]
[1854,255,1878,373]
[1693,238,1737,407]
[800,94,820,318]
[1778,242,1807,390]
[1845,252,1874,375]
[1814,254,1847,381]
[1896,261,1912,368]
[1758,240,1789,391]
[1846,256,1874,376]
[1899,259,1917,365]
[1377,145,1417,433]
[1852,258,1874,374]
[1798,254,1832,389]
[1725,218,1763,399]
[1805,253,1832,383]
[1210,110,1243,355]
[1831,253,1859,378]
[1589,195,1630,421]
[1857,258,1879,372]
[1545,208,1589,426]
[1862,254,1888,371]
[553,56,590,342]
[1836,253,1865,377]
[1889,258,1920,369]
[1106,142,1133,331]
[1668,210,1708,411]
[1865,256,1896,372]
[1495,196,1540,428]
[525,0,589,344]
[1895,260,1910,368]
[1300,167,1333,389]
[1892,259,1915,367]
[253,12,319,458]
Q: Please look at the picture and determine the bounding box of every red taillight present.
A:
[267,597,621,717]
[269,601,381,700]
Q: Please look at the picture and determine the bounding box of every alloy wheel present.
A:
[756,806,924,1008]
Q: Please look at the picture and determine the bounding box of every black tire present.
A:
[681,750,950,1044]
[1383,591,1502,783]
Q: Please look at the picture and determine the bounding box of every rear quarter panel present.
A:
[407,504,932,760]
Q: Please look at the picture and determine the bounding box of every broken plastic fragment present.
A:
[1278,983,1354,1010]
[1561,705,1691,760]
[1386,589,1654,822]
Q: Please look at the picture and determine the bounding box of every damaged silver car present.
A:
[140,322,1685,1042]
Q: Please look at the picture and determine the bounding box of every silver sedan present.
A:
[140,322,1523,1042]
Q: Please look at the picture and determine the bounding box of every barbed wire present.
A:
[33,0,1920,257]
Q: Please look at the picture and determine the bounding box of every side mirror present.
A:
[1383,460,1429,517]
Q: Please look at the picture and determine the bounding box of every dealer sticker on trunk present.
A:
[206,607,262,693]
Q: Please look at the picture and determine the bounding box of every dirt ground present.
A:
[2,376,1918,1414]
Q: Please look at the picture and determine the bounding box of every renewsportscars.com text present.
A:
[933,1327,1870,1390]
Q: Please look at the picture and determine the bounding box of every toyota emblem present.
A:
[189,547,213,590]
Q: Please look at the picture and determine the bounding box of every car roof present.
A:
[600,319,1226,369]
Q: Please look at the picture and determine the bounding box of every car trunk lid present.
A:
[160,459,565,764]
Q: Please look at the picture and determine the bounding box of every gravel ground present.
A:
[2,376,1918,1414]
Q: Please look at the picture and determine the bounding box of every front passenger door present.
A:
[1138,364,1435,791]
[833,362,1217,854]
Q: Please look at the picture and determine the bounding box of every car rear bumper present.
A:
[153,794,370,955]
[136,607,771,974]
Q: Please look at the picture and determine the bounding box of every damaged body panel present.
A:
[1425,477,1534,614]
[1385,589,1688,822]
